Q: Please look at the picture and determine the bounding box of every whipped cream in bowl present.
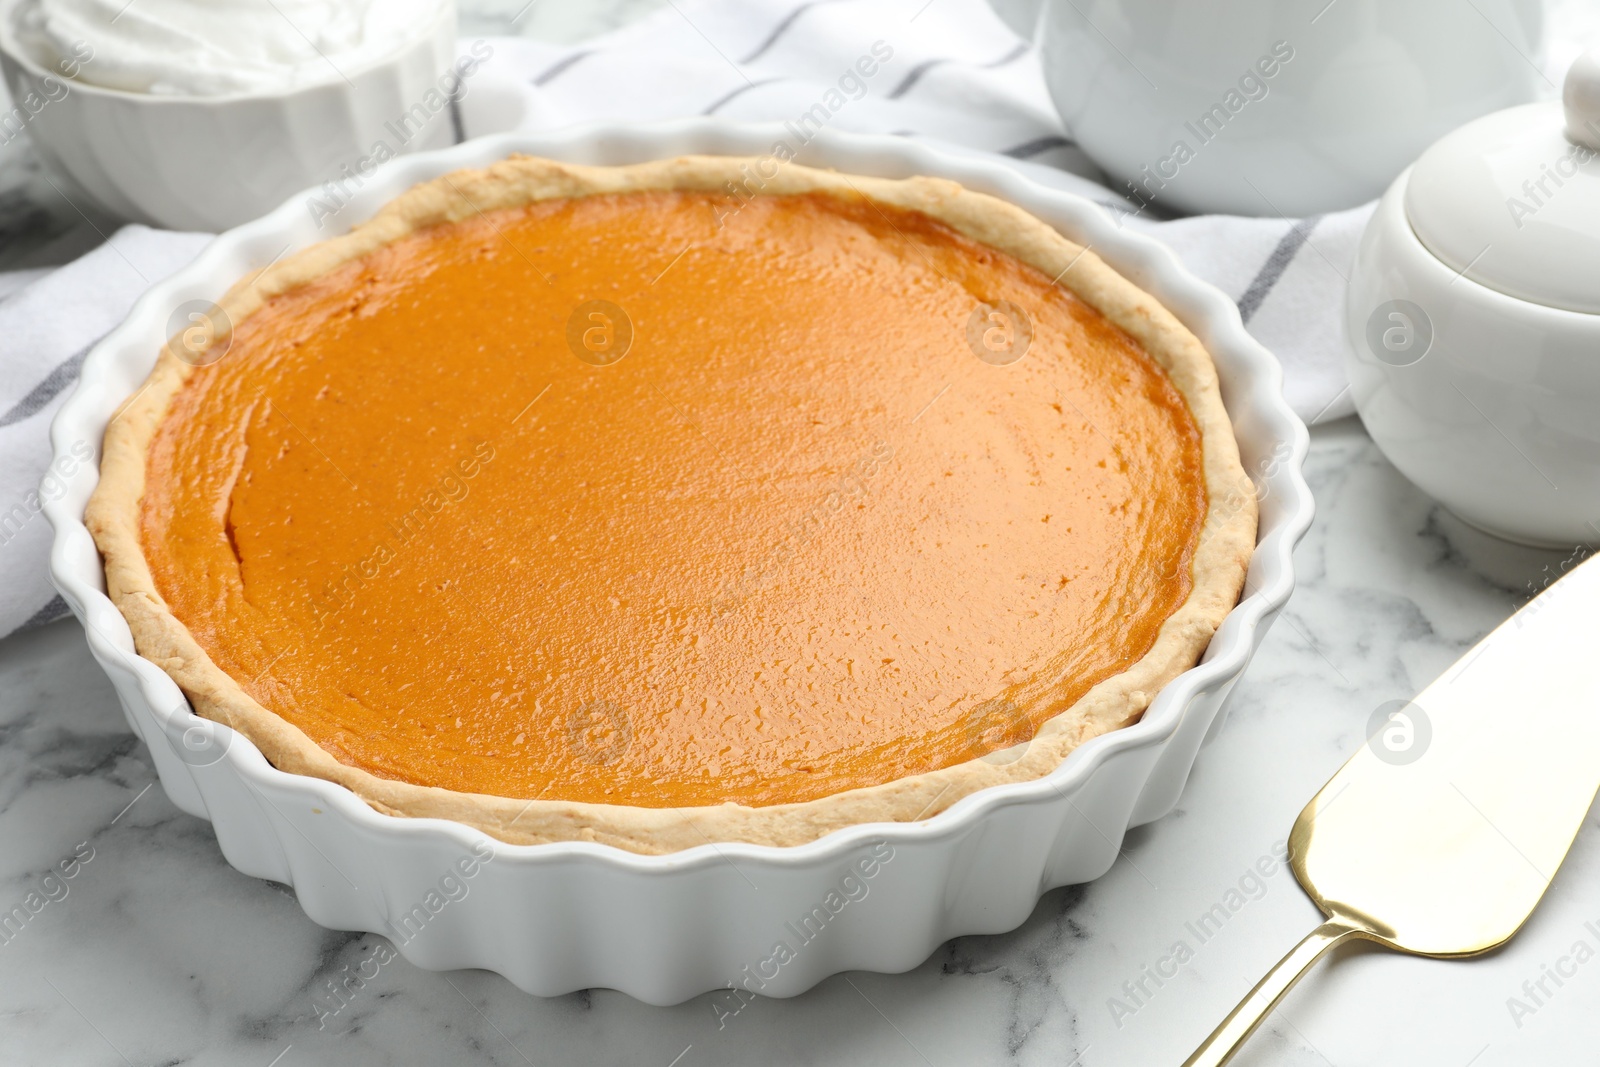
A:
[0,0,461,228]
[15,0,448,96]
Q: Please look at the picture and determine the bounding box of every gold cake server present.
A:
[1183,553,1600,1066]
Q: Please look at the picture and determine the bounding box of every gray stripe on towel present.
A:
[1237,215,1321,325]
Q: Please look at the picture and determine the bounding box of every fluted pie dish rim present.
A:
[44,121,1311,1002]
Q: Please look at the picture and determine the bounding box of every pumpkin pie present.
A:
[88,155,1257,854]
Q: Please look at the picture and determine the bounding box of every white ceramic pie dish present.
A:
[43,120,1313,1005]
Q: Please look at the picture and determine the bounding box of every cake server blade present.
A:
[1183,551,1600,1066]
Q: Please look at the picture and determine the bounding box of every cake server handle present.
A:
[1180,917,1372,1067]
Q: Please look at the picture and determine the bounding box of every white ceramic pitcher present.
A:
[989,0,1544,216]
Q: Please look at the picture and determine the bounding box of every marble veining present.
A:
[4,418,1599,1065]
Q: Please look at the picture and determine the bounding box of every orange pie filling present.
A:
[139,188,1207,809]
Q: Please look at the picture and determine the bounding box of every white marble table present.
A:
[3,415,1596,1066]
[8,0,1600,1061]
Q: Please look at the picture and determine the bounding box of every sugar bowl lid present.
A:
[1405,48,1600,314]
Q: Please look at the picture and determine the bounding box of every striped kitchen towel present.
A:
[0,0,1368,639]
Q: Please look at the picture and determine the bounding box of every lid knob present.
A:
[1566,47,1600,151]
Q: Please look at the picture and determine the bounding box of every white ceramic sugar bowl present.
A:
[1345,49,1600,548]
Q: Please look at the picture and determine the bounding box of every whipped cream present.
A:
[16,0,447,96]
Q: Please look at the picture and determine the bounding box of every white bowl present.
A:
[0,0,458,231]
[43,120,1313,1005]
[1344,168,1600,548]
